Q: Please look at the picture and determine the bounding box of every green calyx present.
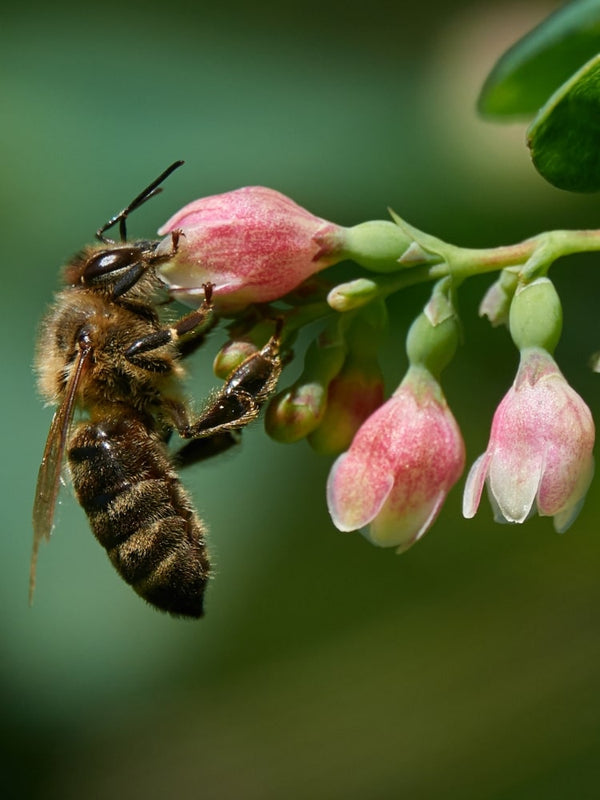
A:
[339,220,414,273]
[339,216,443,274]
[406,278,460,378]
[509,277,563,353]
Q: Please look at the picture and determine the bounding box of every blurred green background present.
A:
[4,0,600,797]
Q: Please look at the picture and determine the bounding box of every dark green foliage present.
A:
[480,0,600,191]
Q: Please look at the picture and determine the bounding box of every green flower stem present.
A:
[371,264,446,297]
[441,228,600,280]
[336,227,600,304]
[280,301,333,340]
[271,228,600,342]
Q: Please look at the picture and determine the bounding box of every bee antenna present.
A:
[96,160,185,244]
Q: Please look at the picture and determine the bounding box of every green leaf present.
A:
[478,0,600,118]
[527,54,600,191]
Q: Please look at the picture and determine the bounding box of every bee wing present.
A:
[30,340,92,604]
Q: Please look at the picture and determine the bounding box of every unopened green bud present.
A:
[509,277,562,353]
[215,319,281,378]
[327,278,379,312]
[265,382,328,443]
[265,335,346,443]
[213,340,260,379]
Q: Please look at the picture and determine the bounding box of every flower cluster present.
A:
[156,184,597,556]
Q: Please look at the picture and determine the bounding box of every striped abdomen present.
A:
[68,415,209,618]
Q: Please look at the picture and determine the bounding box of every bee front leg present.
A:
[125,284,215,369]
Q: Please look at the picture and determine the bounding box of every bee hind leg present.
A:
[169,324,283,441]
[172,431,241,469]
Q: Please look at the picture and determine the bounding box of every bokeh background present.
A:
[4,0,600,797]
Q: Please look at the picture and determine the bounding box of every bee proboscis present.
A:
[32,162,282,617]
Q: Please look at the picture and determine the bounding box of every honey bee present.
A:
[32,162,283,618]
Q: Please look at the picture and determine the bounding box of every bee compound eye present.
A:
[83,247,139,283]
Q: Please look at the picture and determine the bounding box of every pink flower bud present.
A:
[158,187,344,311]
[327,366,465,552]
[463,347,595,532]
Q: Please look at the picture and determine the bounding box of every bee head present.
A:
[63,241,160,297]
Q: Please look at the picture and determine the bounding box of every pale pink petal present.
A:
[462,453,491,519]
[546,454,594,531]
[326,452,394,532]
[535,384,595,516]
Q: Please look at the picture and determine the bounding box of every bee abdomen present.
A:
[68,417,209,618]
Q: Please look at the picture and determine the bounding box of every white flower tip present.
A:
[330,516,360,534]
[552,501,583,534]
